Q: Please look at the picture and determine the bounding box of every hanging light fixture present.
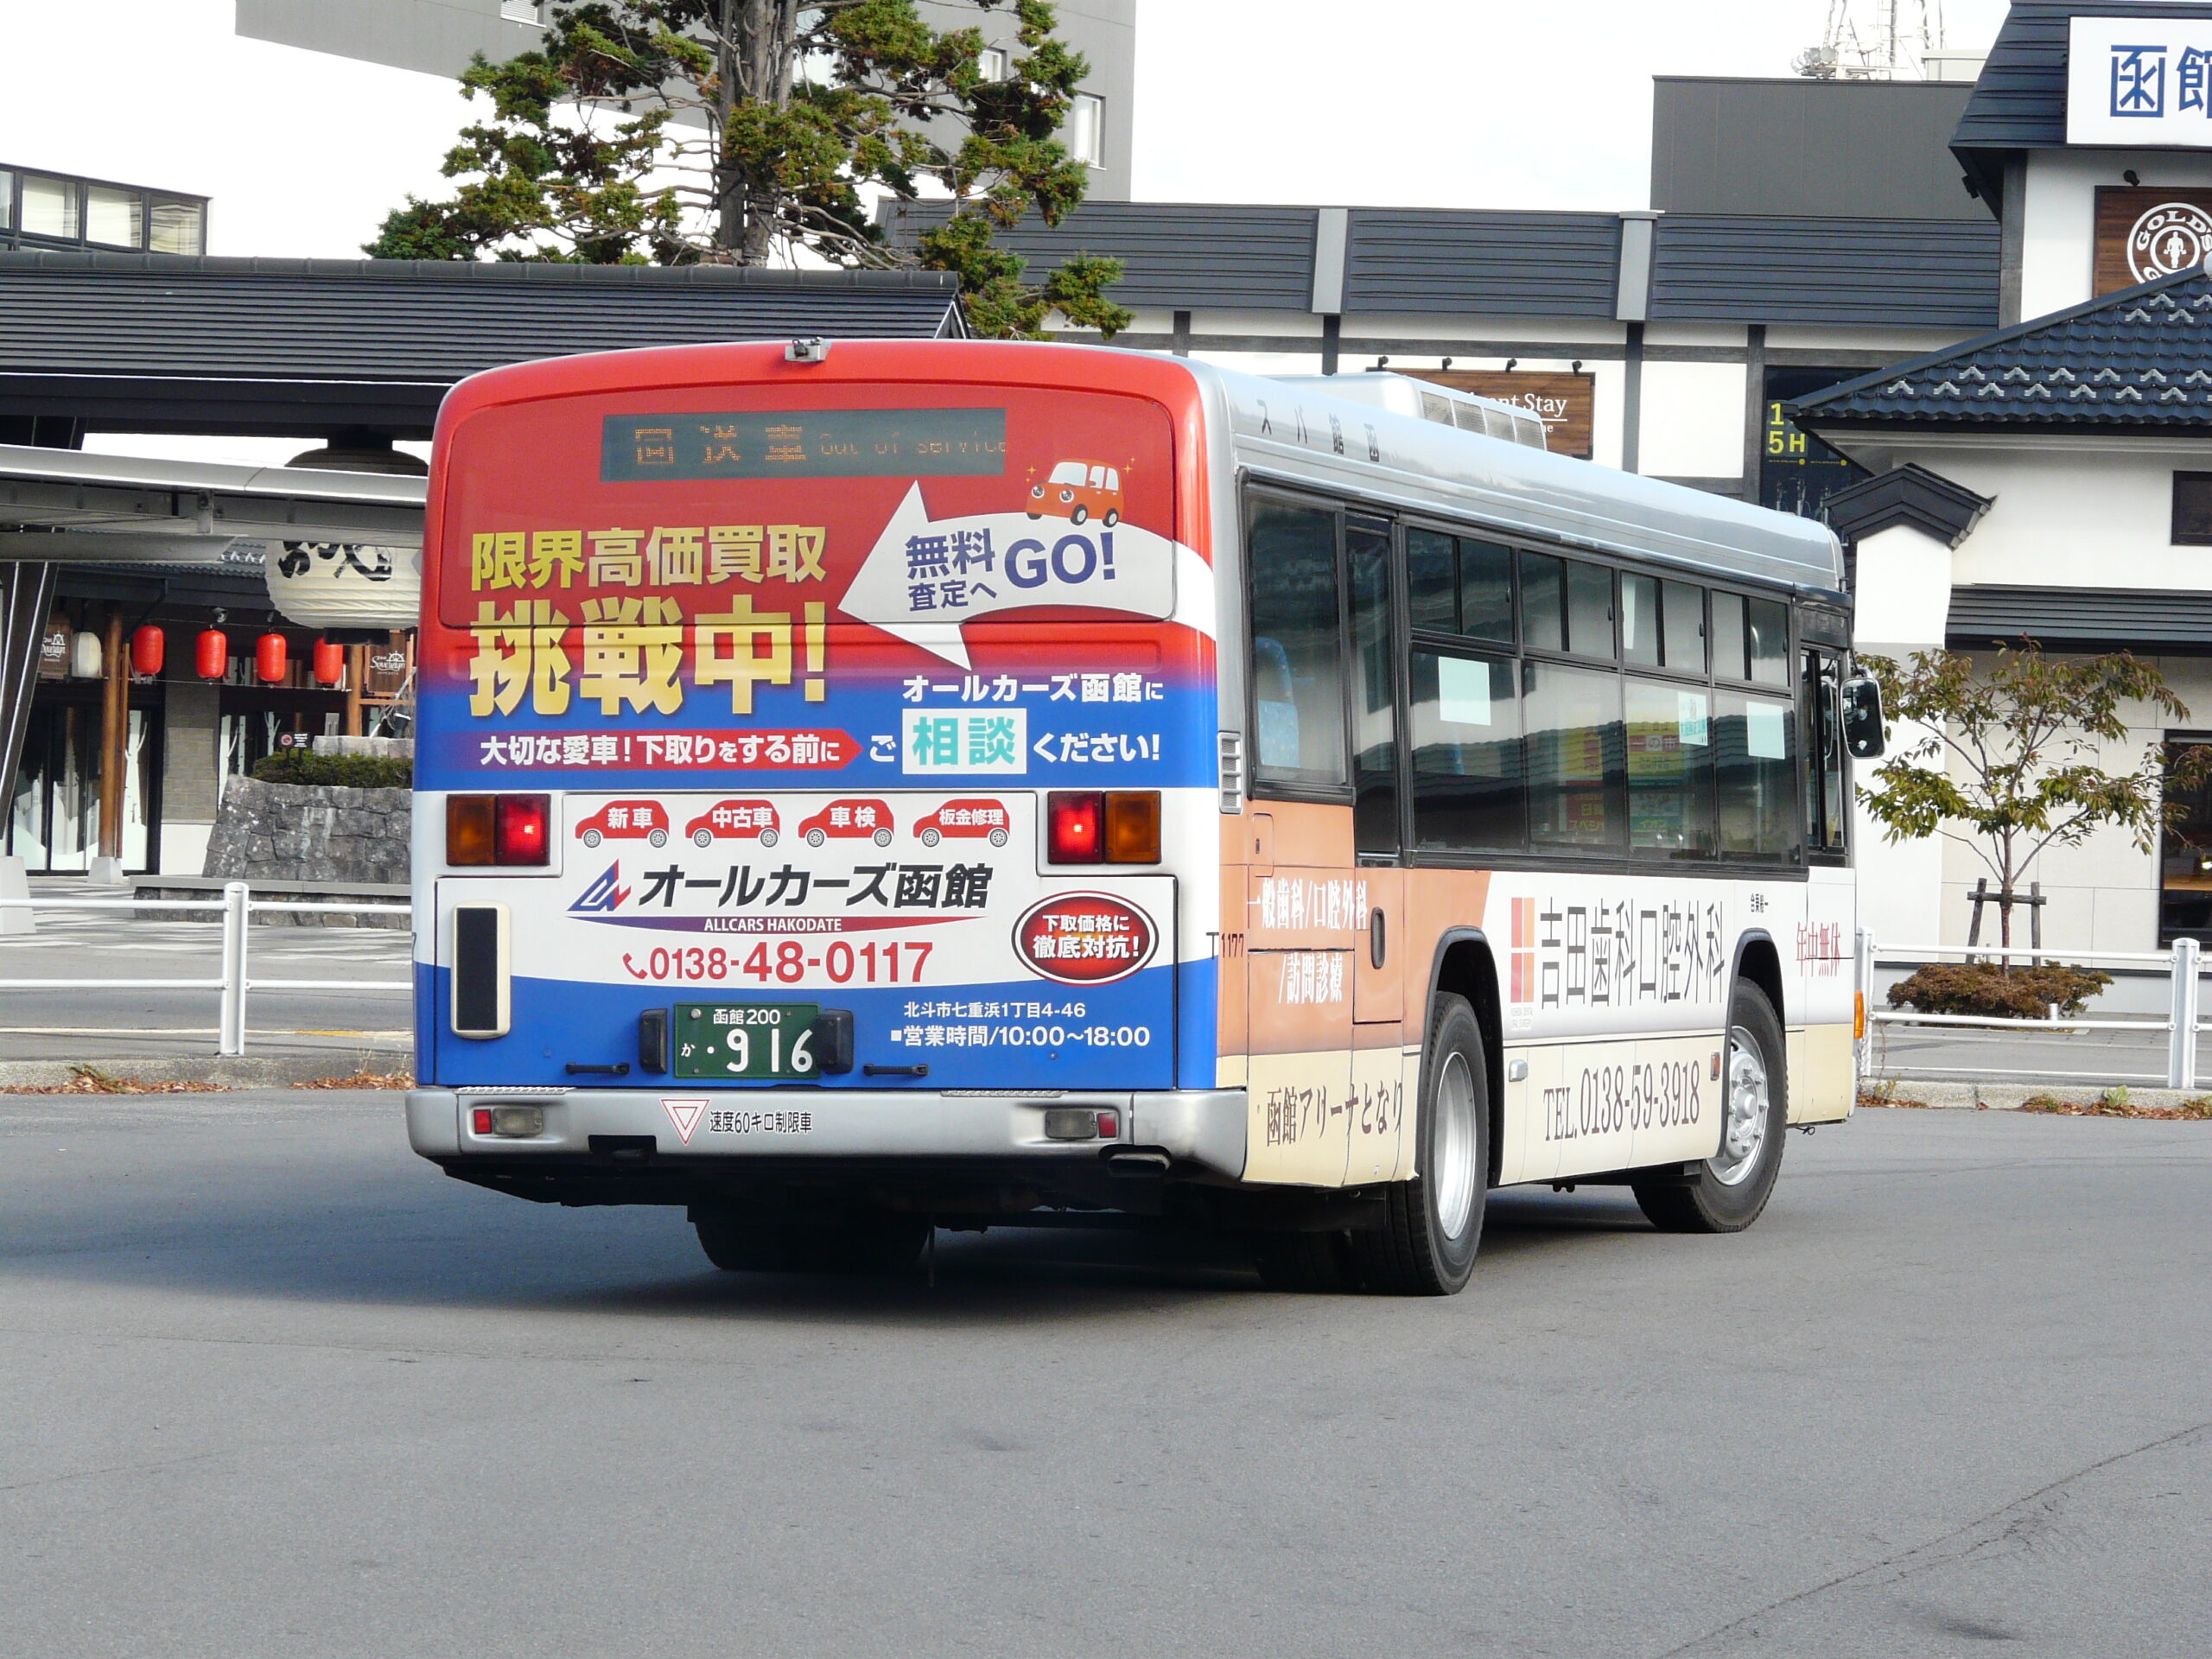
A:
[68,631,102,679]
[196,627,230,681]
[312,639,346,687]
[130,625,165,677]
[255,632,289,684]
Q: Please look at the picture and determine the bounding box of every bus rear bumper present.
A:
[406,1086,1249,1180]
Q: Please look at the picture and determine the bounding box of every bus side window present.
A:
[1348,520,1400,855]
[1248,499,1349,791]
[1715,690,1803,862]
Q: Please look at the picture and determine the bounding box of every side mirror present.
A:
[1840,676,1886,759]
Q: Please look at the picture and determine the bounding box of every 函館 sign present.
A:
[2069,15,2212,148]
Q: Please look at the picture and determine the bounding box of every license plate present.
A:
[673,1002,823,1081]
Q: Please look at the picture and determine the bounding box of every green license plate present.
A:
[674,1002,823,1081]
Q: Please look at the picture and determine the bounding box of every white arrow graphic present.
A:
[837,483,1213,669]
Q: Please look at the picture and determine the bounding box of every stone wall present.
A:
[203,778,410,918]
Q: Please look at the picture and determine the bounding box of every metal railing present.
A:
[0,882,412,1057]
[1858,929,2207,1089]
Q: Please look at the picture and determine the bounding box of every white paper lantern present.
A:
[68,631,102,679]
[265,541,422,629]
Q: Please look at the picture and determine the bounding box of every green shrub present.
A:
[250,749,411,789]
[1887,960,2112,1020]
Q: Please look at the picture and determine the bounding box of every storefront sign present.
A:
[1403,370,1595,459]
[2094,187,2212,292]
[264,540,421,628]
[2069,16,2212,148]
[37,616,70,681]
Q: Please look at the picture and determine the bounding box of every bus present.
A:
[405,338,1878,1295]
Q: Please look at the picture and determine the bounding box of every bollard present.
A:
[2167,935,2201,1091]
[218,881,249,1058]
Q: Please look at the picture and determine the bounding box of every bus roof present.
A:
[1193,357,1846,601]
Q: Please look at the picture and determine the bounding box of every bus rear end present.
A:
[404,340,1237,1250]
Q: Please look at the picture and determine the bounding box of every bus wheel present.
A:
[693,1211,928,1275]
[1351,993,1487,1295]
[1633,982,1787,1234]
[1251,1230,1356,1293]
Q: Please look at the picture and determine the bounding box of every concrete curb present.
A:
[0,1053,406,1089]
[1870,1078,2206,1111]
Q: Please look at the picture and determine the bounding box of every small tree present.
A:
[1859,642,2212,950]
[364,0,1128,340]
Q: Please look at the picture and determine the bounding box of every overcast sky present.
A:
[3,0,2019,255]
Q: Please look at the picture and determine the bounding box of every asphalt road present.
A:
[2,1095,2206,1658]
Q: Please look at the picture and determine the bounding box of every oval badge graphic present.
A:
[1013,892,1157,985]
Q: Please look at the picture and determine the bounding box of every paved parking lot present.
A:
[0,1096,2205,1657]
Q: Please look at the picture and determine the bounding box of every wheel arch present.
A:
[1422,928,1505,1186]
[1731,929,1786,1027]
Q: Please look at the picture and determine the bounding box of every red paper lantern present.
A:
[195,628,229,681]
[130,625,165,677]
[255,632,289,684]
[312,639,346,687]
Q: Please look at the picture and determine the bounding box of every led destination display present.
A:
[602,409,1007,481]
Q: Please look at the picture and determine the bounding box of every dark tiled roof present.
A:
[1953,3,2212,200]
[1822,462,1992,548]
[1648,215,1998,327]
[1789,266,2212,433]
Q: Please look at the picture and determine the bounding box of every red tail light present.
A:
[495,794,550,865]
[1047,791,1103,863]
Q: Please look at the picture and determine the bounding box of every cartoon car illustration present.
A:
[1027,460,1123,527]
[576,799,669,849]
[798,798,895,848]
[914,798,1010,849]
[683,798,780,849]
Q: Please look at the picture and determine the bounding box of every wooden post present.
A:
[344,644,365,737]
[98,608,126,862]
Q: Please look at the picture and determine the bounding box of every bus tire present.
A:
[694,1211,928,1275]
[1251,1230,1356,1293]
[1351,993,1487,1296]
[1633,982,1787,1234]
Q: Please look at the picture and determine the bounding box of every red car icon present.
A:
[683,798,780,849]
[576,799,669,849]
[914,798,1009,849]
[798,798,894,848]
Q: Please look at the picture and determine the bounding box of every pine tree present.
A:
[365,0,1128,340]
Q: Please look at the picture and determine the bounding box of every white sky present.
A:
[0,0,2015,465]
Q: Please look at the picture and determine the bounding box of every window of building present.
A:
[20,174,78,238]
[84,184,143,248]
[146,197,204,255]
[976,47,1009,79]
[2174,473,2212,544]
[500,0,545,22]
[2159,736,2212,942]
[1248,499,1347,791]
[1066,92,1104,167]
[0,171,12,231]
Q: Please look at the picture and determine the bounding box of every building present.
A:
[881,71,2003,523]
[0,254,965,876]
[233,0,1138,203]
[1793,0,2212,953]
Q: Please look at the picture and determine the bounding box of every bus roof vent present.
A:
[1263,371,1548,452]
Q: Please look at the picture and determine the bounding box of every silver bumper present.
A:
[407,1085,1249,1179]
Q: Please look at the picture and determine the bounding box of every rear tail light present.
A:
[1103,792,1161,863]
[448,793,550,867]
[472,1104,543,1137]
[495,794,550,865]
[1047,791,1103,863]
[1047,790,1160,864]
